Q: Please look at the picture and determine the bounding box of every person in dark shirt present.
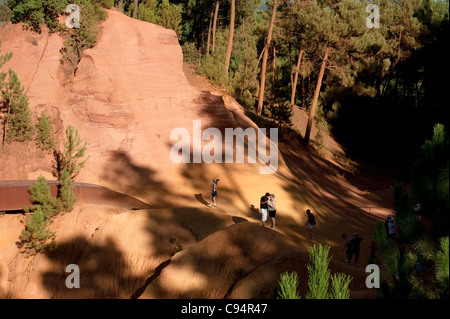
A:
[342,234,351,265]
[305,209,316,240]
[268,194,277,229]
[260,192,270,227]
[348,233,364,267]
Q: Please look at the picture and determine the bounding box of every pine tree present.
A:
[19,206,56,256]
[1,69,34,145]
[56,169,77,213]
[306,244,331,299]
[35,109,56,152]
[411,123,449,238]
[62,125,89,180]
[24,176,57,218]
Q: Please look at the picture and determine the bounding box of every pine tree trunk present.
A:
[212,1,220,52]
[133,0,139,19]
[257,0,278,117]
[206,6,214,55]
[2,101,11,146]
[291,49,304,106]
[225,0,235,75]
[305,46,329,145]
[272,46,276,86]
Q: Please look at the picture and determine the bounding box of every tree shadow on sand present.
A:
[41,236,147,298]
[101,151,193,208]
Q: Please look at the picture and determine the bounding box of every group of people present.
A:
[260,192,277,229]
[207,178,383,269]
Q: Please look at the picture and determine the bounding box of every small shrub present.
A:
[0,4,11,27]
[182,42,202,65]
[277,271,301,299]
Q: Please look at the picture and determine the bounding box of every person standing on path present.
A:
[341,234,351,265]
[305,209,316,240]
[208,179,219,207]
[260,192,270,227]
[348,233,364,267]
[268,194,277,229]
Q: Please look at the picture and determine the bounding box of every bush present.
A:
[198,30,227,86]
[182,42,202,66]
[0,4,11,27]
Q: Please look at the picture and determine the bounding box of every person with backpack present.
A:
[208,179,219,207]
[305,209,316,240]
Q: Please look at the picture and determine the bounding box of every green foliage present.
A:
[330,273,352,299]
[130,0,182,37]
[277,244,352,299]
[20,206,56,256]
[24,176,57,218]
[435,237,449,295]
[411,123,449,238]
[137,0,158,24]
[158,0,182,36]
[227,18,260,110]
[56,170,77,213]
[306,244,331,299]
[94,0,114,9]
[277,271,300,299]
[267,101,293,137]
[198,30,227,86]
[1,69,34,144]
[411,236,449,298]
[0,4,11,26]
[35,109,56,152]
[181,41,202,65]
[8,0,68,33]
[19,176,58,256]
[62,125,89,180]
[60,0,107,78]
[20,173,78,255]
